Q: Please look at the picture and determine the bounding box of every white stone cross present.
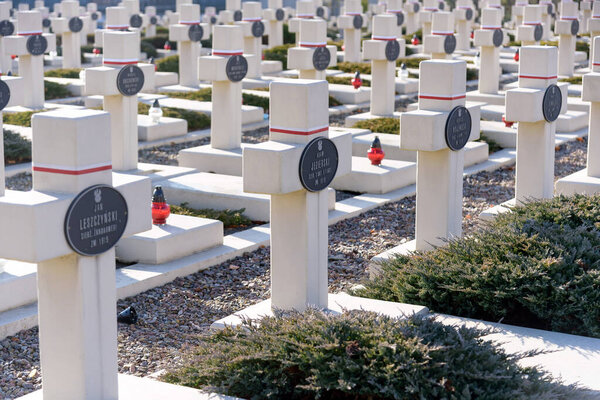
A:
[512,0,530,28]
[288,0,316,46]
[169,3,208,87]
[86,2,102,33]
[590,2,600,70]
[505,46,567,202]
[420,0,441,37]
[85,30,155,172]
[50,0,86,69]
[263,0,285,49]
[453,0,475,51]
[314,0,330,20]
[403,0,421,35]
[0,108,151,400]
[94,6,129,48]
[219,0,242,25]
[474,7,504,94]
[555,1,580,77]
[363,14,405,116]
[400,60,479,251]
[582,36,600,178]
[243,79,351,311]
[517,5,544,46]
[423,11,456,59]
[3,11,56,109]
[338,0,366,63]
[0,1,13,74]
[145,5,158,37]
[582,0,593,34]
[235,1,267,79]
[540,0,554,40]
[288,18,337,80]
[386,0,405,38]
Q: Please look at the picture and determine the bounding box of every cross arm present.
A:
[506,83,567,122]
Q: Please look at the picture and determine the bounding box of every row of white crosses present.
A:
[243,79,351,311]
[338,0,365,63]
[363,14,405,117]
[423,11,456,59]
[5,10,56,109]
[169,3,208,87]
[555,1,580,77]
[288,18,337,80]
[474,7,504,95]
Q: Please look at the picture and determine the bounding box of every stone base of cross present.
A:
[243,79,352,311]
[556,36,600,195]
[169,3,208,87]
[288,18,337,80]
[4,11,56,109]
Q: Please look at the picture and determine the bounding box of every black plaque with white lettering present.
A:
[276,8,285,21]
[188,24,203,42]
[353,14,363,29]
[130,14,143,28]
[385,40,400,61]
[445,106,471,151]
[299,137,339,192]
[233,10,242,21]
[396,11,404,26]
[413,2,420,12]
[116,65,145,96]
[64,185,128,257]
[316,6,325,18]
[465,8,473,20]
[0,79,11,110]
[91,12,99,21]
[225,55,248,82]
[251,20,265,37]
[210,16,217,24]
[542,84,562,122]
[571,19,579,35]
[444,34,456,54]
[69,16,83,33]
[26,35,48,56]
[42,17,51,28]
[312,46,330,70]
[493,28,503,47]
[534,24,543,41]
[150,15,157,25]
[438,1,445,10]
[0,20,14,36]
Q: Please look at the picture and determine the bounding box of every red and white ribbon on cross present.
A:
[418,92,466,100]
[299,41,326,47]
[18,30,43,35]
[103,58,138,65]
[371,35,396,40]
[387,9,402,13]
[296,13,314,18]
[242,17,261,21]
[518,73,557,80]
[481,25,502,29]
[179,20,201,25]
[270,124,329,136]
[106,24,129,29]
[523,21,542,25]
[33,162,112,175]
[212,49,243,56]
[560,16,578,21]
[432,30,454,35]
[423,7,438,11]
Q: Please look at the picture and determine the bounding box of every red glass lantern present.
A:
[92,47,100,55]
[10,54,16,60]
[367,136,385,165]
[351,71,362,89]
[151,186,170,225]
[502,115,514,128]
[411,34,420,45]
[164,41,172,50]
[514,48,519,62]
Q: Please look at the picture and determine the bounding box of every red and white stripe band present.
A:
[299,41,326,47]
[296,13,314,18]
[523,21,541,25]
[106,25,129,29]
[593,15,600,18]
[103,58,138,65]
[482,25,502,29]
[180,20,201,24]
[372,35,396,40]
[458,6,471,9]
[18,31,42,35]
[212,49,243,55]
[561,17,578,20]
[270,125,329,136]
[387,9,402,13]
[419,93,466,100]
[432,30,453,35]
[519,74,557,79]
[593,62,600,66]
[424,7,438,11]
[33,163,112,175]
[242,17,261,21]
[345,12,361,15]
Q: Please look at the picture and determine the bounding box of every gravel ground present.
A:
[0,137,589,399]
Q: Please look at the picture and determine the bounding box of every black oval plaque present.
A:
[547,4,553,14]
[42,17,51,28]
[316,6,325,18]
[465,8,473,20]
[69,16,83,33]
[352,14,363,29]
[299,137,339,192]
[188,24,203,41]
[0,79,11,111]
[395,11,404,26]
[385,40,400,61]
[233,10,242,21]
[571,19,579,36]
[210,16,217,24]
[251,20,264,37]
[542,84,562,122]
[275,8,285,21]
[493,28,503,47]
[64,185,128,257]
[91,11,99,21]
[534,24,543,41]
[26,35,48,56]
[438,1,445,10]
[444,34,456,54]
[312,46,330,70]
[130,14,143,28]
[413,2,420,12]
[116,65,145,96]
[225,54,248,82]
[150,15,157,25]
[445,106,471,151]
[0,19,14,36]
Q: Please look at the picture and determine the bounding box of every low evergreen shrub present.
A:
[164,309,581,399]
[170,203,252,228]
[3,110,43,127]
[3,129,31,164]
[44,81,72,99]
[138,102,210,131]
[156,55,179,73]
[44,68,82,78]
[354,117,399,134]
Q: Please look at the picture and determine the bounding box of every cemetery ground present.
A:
[0,129,590,398]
